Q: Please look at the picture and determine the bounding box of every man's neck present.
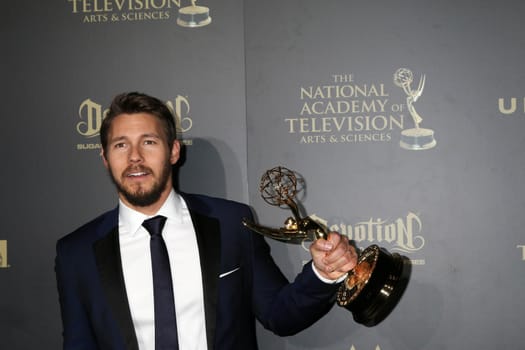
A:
[119,188,173,216]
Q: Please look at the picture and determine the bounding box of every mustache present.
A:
[123,165,153,176]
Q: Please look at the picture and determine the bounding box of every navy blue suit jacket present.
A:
[55,193,340,350]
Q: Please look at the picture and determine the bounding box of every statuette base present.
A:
[337,245,411,327]
[400,128,436,150]
[177,6,212,28]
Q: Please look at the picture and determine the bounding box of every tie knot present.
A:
[142,215,167,237]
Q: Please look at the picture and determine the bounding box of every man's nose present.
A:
[128,145,143,163]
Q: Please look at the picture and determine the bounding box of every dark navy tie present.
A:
[143,215,179,350]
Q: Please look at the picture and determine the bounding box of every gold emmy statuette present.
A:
[242,166,411,326]
[177,0,212,28]
[394,68,437,150]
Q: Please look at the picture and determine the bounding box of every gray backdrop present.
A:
[2,1,524,349]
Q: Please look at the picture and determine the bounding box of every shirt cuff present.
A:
[311,263,348,284]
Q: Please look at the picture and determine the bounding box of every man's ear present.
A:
[101,149,109,169]
[170,140,181,165]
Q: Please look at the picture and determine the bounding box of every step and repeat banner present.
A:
[2,0,525,349]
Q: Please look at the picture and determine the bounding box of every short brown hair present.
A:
[100,92,177,153]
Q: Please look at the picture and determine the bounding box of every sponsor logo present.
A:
[0,240,9,268]
[74,95,194,151]
[67,0,212,26]
[306,212,427,265]
[517,245,525,261]
[284,73,404,145]
[283,69,437,151]
[498,97,525,115]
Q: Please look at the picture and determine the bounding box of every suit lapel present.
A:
[93,227,139,350]
[189,210,221,350]
[90,200,221,350]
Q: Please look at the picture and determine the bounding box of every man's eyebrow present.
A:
[141,133,162,138]
[108,135,128,143]
[109,133,161,142]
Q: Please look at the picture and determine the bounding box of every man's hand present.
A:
[310,232,358,281]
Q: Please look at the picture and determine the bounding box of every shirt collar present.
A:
[118,189,184,236]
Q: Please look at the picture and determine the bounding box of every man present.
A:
[55,92,357,350]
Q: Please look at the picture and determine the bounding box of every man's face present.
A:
[102,113,180,212]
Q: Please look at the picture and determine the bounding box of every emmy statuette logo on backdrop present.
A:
[177,0,211,27]
[0,240,9,268]
[394,68,437,150]
[242,166,411,326]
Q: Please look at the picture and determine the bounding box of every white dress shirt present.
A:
[118,190,208,350]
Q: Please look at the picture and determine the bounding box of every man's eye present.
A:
[114,143,126,149]
[144,140,157,145]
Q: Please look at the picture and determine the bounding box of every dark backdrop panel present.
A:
[245,1,525,349]
[1,1,246,348]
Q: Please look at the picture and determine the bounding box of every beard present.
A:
[107,160,173,208]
